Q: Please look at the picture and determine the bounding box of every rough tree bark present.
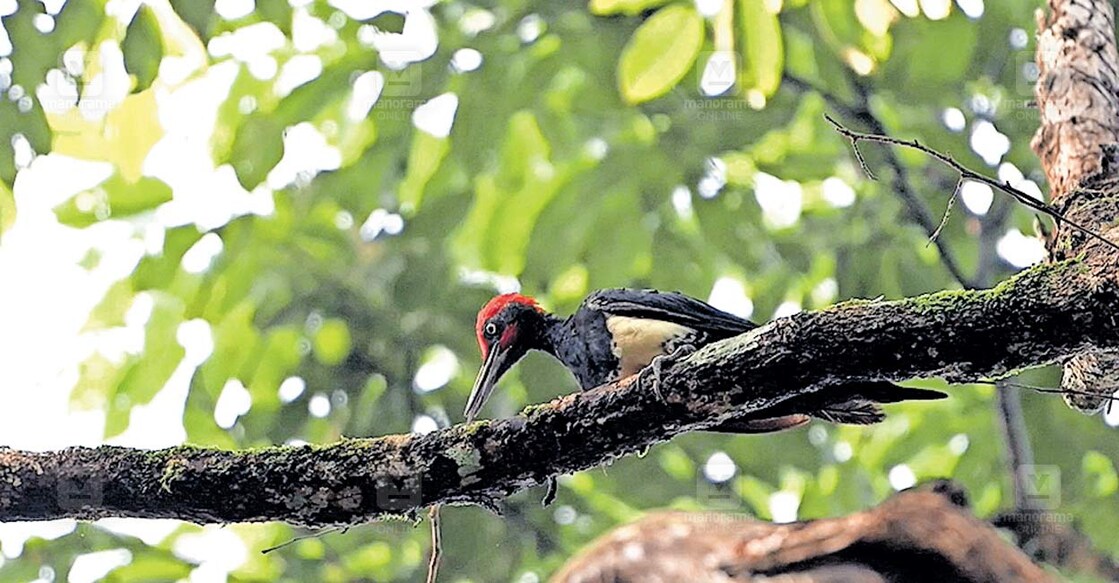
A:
[1,260,1117,526]
[0,6,1117,583]
[1033,0,1119,414]
[552,482,1054,583]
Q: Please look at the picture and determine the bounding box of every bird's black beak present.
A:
[464,341,515,423]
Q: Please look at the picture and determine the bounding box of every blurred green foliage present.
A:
[0,0,1116,581]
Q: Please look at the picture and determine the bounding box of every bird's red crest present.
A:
[475,293,540,356]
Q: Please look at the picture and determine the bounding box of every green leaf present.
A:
[0,182,13,236]
[0,93,51,185]
[739,0,784,96]
[0,134,13,186]
[367,11,405,33]
[223,59,366,189]
[53,0,104,49]
[83,279,133,331]
[198,301,259,398]
[54,174,173,227]
[103,554,192,583]
[454,111,575,275]
[104,292,186,436]
[658,446,696,481]
[884,13,976,92]
[169,0,216,42]
[70,353,125,411]
[617,4,704,104]
[122,5,163,93]
[117,294,186,404]
[2,3,53,91]
[398,131,450,210]
[257,0,294,35]
[133,226,203,291]
[590,0,672,16]
[349,374,388,434]
[14,98,51,154]
[244,326,300,415]
[313,319,352,366]
[2,0,103,92]
[227,116,285,190]
[1082,450,1118,498]
[585,186,653,286]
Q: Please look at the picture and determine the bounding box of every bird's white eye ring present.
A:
[485,322,499,337]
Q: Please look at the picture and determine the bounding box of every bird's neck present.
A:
[539,313,592,381]
[538,314,568,355]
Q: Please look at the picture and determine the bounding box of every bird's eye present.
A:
[484,322,499,337]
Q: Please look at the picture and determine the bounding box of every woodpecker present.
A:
[465,288,944,430]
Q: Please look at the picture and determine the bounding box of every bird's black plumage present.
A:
[466,288,945,427]
[582,288,758,339]
[545,289,757,389]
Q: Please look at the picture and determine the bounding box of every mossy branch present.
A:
[2,260,1117,527]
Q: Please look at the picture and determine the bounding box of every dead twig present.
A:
[825,114,1119,255]
[426,505,443,583]
[785,73,977,287]
[261,526,344,554]
[929,178,962,246]
[973,379,1119,406]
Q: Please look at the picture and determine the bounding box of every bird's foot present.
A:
[638,343,696,403]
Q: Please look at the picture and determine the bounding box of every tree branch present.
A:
[783,73,978,288]
[553,481,1055,583]
[825,114,1119,256]
[3,0,1119,538]
[2,258,1118,526]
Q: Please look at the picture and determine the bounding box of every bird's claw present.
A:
[638,343,696,403]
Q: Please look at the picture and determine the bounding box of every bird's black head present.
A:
[465,293,549,422]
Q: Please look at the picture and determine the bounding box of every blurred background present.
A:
[0,0,1117,581]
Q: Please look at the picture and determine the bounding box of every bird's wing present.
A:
[583,288,758,338]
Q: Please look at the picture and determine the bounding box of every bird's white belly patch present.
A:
[605,316,693,378]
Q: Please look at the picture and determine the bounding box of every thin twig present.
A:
[426,505,443,583]
[972,379,1119,403]
[929,178,961,246]
[787,74,977,287]
[261,526,343,554]
[848,139,878,181]
[995,381,1038,511]
[825,114,1119,255]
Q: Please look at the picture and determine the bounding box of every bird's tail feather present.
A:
[705,414,812,434]
[812,381,945,425]
[702,381,945,435]
[840,380,947,403]
[812,400,885,425]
